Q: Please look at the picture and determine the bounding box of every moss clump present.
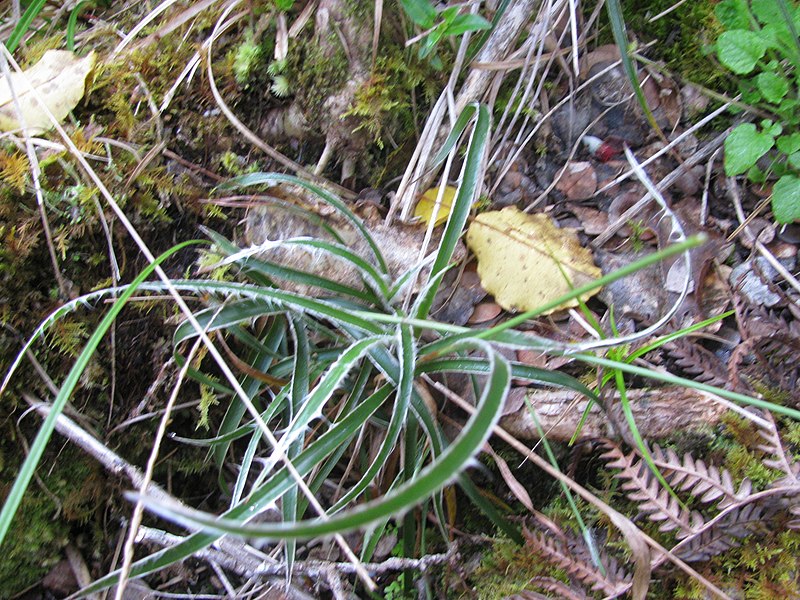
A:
[467,537,561,598]
[596,0,732,91]
[0,441,105,596]
[285,33,350,125]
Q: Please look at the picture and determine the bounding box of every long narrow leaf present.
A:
[328,325,415,512]
[429,103,490,286]
[129,344,510,539]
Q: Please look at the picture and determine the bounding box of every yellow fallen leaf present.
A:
[466,207,601,314]
[414,185,458,227]
[0,50,96,134]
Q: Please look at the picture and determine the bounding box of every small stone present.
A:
[555,161,597,200]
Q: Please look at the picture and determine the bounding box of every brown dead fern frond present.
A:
[730,334,800,397]
[522,527,631,598]
[754,409,800,529]
[671,502,768,562]
[732,290,787,341]
[661,338,729,389]
[756,410,800,486]
[600,441,703,539]
[523,576,593,599]
[649,444,752,509]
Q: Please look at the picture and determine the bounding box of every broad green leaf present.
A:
[443,14,492,36]
[788,151,800,169]
[747,164,767,183]
[440,6,458,23]
[401,0,436,28]
[777,133,800,154]
[717,30,767,74]
[757,71,790,103]
[724,123,774,175]
[772,174,800,223]
[752,0,799,27]
[739,79,764,103]
[761,118,782,137]
[714,0,751,29]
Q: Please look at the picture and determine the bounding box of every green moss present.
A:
[467,537,564,598]
[595,0,732,91]
[0,442,105,596]
[286,33,350,124]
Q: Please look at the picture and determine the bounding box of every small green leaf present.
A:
[724,123,775,175]
[440,6,458,23]
[751,0,796,26]
[777,133,800,154]
[747,164,767,183]
[714,0,751,29]
[717,30,767,74]
[761,119,783,136]
[443,13,491,36]
[400,0,436,28]
[756,71,790,103]
[772,175,800,223]
[418,26,444,58]
[739,80,763,104]
[789,151,800,169]
[780,98,800,121]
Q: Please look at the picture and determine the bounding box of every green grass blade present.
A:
[429,104,478,167]
[274,335,390,459]
[420,234,706,356]
[6,0,48,52]
[457,473,522,542]
[328,325,415,512]
[423,103,490,314]
[66,1,94,51]
[207,229,387,303]
[525,400,605,574]
[604,0,662,134]
[578,354,800,420]
[418,356,598,402]
[139,279,384,334]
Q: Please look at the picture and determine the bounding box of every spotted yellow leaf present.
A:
[414,185,458,227]
[466,207,601,314]
[0,50,95,134]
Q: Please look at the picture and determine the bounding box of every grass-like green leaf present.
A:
[128,343,509,539]
[6,0,48,52]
